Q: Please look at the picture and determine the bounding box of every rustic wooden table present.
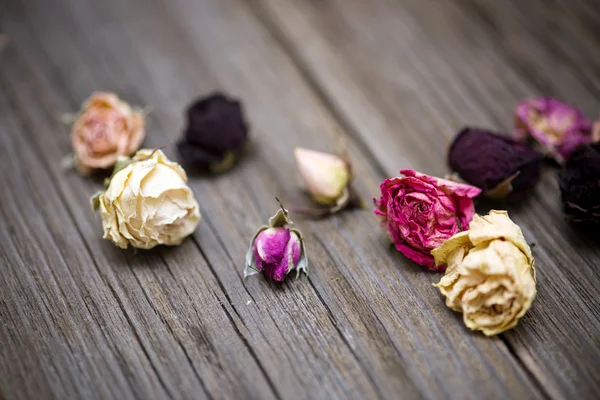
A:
[1,0,599,399]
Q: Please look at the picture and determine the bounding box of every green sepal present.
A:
[108,156,135,183]
[290,228,308,279]
[243,225,268,280]
[90,191,104,213]
[269,198,292,228]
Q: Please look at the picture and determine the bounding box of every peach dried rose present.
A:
[71,92,145,175]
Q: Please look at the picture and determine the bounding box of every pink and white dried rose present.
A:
[71,92,145,175]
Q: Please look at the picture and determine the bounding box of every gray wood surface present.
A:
[0,0,598,399]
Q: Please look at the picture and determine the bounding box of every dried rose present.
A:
[448,127,543,199]
[71,92,145,175]
[91,149,201,249]
[374,170,481,271]
[244,200,308,282]
[177,92,249,173]
[432,210,536,336]
[514,97,592,164]
[558,142,600,224]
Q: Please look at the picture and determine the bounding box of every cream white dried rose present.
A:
[91,149,201,249]
[431,210,536,336]
[71,92,145,175]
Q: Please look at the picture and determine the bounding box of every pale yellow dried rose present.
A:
[432,210,536,336]
[71,92,145,175]
[91,149,201,249]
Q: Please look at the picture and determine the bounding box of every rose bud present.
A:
[374,170,481,271]
[177,92,249,173]
[244,200,308,282]
[558,142,600,224]
[292,147,362,216]
[91,149,201,249]
[70,92,145,175]
[432,210,536,336]
[448,127,543,199]
[514,96,592,164]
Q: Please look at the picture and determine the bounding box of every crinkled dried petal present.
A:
[468,210,534,270]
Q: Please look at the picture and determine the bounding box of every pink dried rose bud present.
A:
[70,92,145,175]
[244,200,308,282]
[374,170,481,272]
[514,97,592,164]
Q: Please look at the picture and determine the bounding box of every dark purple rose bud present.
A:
[177,92,249,173]
[244,200,308,282]
[448,127,543,199]
[558,142,600,224]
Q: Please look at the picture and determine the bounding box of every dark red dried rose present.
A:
[558,142,600,224]
[177,92,249,173]
[448,127,543,199]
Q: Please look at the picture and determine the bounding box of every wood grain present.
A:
[252,0,600,398]
[0,0,598,399]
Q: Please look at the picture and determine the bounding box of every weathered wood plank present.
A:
[1,0,388,398]
[253,0,600,398]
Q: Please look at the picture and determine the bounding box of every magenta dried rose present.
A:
[244,200,308,282]
[514,97,592,164]
[374,170,481,271]
[177,92,249,173]
[558,142,600,224]
[449,127,543,199]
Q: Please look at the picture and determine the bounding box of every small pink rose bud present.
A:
[244,200,308,282]
[514,97,592,164]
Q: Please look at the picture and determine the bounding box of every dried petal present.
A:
[432,210,536,336]
[177,92,249,173]
[374,170,481,271]
[514,97,592,164]
[71,92,145,175]
[558,142,600,224]
[244,200,308,282]
[92,149,201,249]
[448,127,543,199]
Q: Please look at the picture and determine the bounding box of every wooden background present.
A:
[1,0,599,399]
